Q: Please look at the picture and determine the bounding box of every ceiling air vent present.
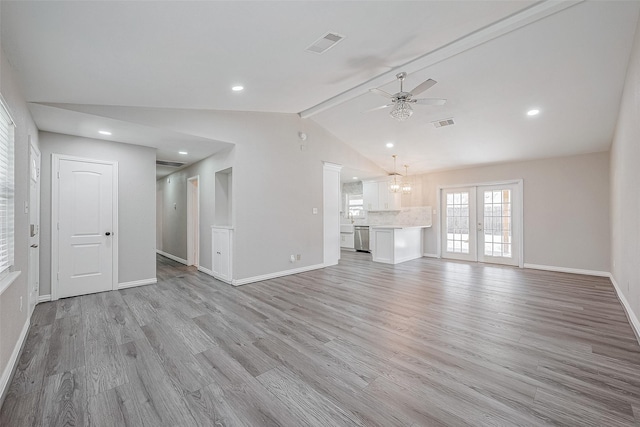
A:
[305,32,345,54]
[432,118,455,128]
[156,160,185,168]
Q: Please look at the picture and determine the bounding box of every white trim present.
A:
[322,161,342,172]
[229,263,326,287]
[423,253,439,258]
[197,266,214,276]
[523,263,610,277]
[51,154,118,301]
[0,271,21,296]
[609,274,640,344]
[38,294,51,303]
[118,278,157,290]
[187,175,200,267]
[0,317,29,404]
[156,250,187,265]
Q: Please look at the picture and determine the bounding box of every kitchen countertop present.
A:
[369,224,431,229]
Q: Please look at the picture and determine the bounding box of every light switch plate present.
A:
[312,207,318,214]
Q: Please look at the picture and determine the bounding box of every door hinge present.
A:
[56,272,59,281]
[57,222,60,230]
[57,171,60,179]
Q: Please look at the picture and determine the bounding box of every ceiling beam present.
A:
[298,0,583,119]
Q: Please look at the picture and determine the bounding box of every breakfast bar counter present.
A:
[370,225,431,264]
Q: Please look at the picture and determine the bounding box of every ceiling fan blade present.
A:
[414,98,446,106]
[364,103,394,113]
[370,88,394,99]
[410,78,437,96]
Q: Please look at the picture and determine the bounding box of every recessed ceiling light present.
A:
[386,142,394,148]
[98,130,111,135]
[232,85,244,92]
[178,151,188,155]
[352,176,358,180]
[527,109,540,116]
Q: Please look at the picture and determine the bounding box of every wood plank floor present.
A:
[2,251,640,426]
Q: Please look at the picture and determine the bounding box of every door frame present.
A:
[437,179,524,267]
[187,175,200,267]
[51,154,119,301]
[28,137,40,313]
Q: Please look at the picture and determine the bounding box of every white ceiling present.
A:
[2,1,639,177]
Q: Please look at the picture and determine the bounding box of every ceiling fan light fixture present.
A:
[390,101,413,121]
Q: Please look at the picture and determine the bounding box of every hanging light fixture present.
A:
[389,155,401,193]
[389,100,413,121]
[401,165,412,194]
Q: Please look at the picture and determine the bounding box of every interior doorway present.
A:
[440,181,523,267]
[187,176,200,267]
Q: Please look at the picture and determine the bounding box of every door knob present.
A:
[105,232,111,236]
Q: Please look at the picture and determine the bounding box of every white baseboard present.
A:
[156,250,187,265]
[0,317,30,405]
[118,278,157,290]
[197,266,214,276]
[609,274,640,344]
[423,253,439,258]
[523,263,609,277]
[38,294,51,303]
[232,263,326,286]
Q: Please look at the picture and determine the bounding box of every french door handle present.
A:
[105,232,111,236]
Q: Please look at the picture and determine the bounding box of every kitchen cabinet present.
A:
[212,226,233,283]
[363,180,401,211]
[370,225,430,264]
[340,224,355,249]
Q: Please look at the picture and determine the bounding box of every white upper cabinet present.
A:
[363,179,401,211]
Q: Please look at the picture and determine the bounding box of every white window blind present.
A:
[0,99,15,278]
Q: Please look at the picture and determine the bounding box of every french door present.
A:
[441,182,521,266]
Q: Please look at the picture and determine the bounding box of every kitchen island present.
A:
[370,225,431,264]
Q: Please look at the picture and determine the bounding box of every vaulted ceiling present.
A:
[2,1,638,178]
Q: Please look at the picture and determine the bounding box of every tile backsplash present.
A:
[343,206,433,227]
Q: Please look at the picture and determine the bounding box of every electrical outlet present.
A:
[19,296,23,312]
[290,254,295,263]
[296,254,301,261]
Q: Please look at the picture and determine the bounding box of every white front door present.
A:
[28,141,40,314]
[441,182,522,267]
[53,156,117,299]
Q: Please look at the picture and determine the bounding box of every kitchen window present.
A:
[346,193,365,219]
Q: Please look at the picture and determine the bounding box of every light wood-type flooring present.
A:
[2,251,640,426]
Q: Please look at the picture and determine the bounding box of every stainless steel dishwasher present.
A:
[354,226,370,252]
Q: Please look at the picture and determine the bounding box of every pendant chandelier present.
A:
[389,100,413,121]
[389,155,401,193]
[401,165,412,194]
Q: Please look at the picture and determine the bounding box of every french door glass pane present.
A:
[446,191,470,254]
[483,189,512,258]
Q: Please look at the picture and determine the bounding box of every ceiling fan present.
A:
[368,72,446,121]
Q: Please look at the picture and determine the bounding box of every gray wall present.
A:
[146,108,384,281]
[403,152,610,272]
[39,132,157,295]
[611,14,640,324]
[156,147,234,270]
[0,50,40,390]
